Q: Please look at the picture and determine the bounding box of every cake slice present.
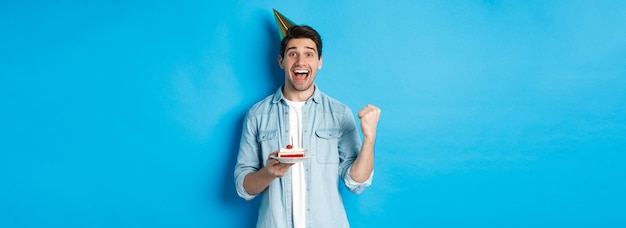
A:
[278,144,305,158]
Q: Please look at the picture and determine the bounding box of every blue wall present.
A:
[1,1,625,227]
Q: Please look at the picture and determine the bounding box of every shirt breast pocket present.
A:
[257,130,278,157]
[315,128,342,164]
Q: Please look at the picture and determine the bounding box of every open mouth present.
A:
[292,69,310,82]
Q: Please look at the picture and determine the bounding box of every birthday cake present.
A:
[278,144,306,158]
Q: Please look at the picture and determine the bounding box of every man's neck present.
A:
[283,85,315,102]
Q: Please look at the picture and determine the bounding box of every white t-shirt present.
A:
[285,100,306,228]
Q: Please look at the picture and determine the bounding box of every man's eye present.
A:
[288,52,296,57]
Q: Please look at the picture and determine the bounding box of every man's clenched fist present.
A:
[357,104,381,139]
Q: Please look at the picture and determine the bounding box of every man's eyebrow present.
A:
[285,46,318,53]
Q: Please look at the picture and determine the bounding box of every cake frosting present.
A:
[278,144,305,158]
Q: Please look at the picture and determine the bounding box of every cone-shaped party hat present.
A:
[273,9,297,40]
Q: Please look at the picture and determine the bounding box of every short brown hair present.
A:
[279,25,323,59]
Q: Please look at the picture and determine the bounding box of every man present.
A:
[234,25,380,228]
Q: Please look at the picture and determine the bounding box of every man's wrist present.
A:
[263,167,278,179]
[363,135,376,144]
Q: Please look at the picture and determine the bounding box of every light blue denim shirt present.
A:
[234,85,373,228]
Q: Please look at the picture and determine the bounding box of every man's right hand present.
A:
[243,151,294,195]
[265,151,294,178]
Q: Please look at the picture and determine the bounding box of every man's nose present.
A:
[294,55,303,65]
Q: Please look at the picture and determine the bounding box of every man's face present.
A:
[279,38,323,93]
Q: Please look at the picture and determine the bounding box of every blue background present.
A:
[1,1,625,227]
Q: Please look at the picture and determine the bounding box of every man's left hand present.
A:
[357,104,381,139]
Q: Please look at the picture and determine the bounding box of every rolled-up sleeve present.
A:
[235,171,256,200]
[344,168,374,194]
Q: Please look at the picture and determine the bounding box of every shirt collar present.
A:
[272,84,321,104]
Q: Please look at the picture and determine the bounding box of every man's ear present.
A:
[278,55,284,69]
[318,56,323,70]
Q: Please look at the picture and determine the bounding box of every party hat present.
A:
[273,9,297,40]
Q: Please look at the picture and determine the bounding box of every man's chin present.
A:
[293,83,313,92]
